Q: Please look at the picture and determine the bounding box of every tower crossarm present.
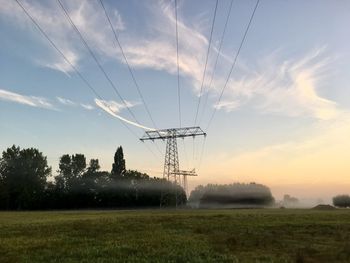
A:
[170,169,197,177]
[140,126,206,141]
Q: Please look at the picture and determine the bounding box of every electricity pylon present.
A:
[170,169,197,196]
[140,127,206,193]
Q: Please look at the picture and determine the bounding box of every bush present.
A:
[333,195,350,208]
[189,183,275,208]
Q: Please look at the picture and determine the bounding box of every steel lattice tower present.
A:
[163,131,180,183]
[140,127,206,193]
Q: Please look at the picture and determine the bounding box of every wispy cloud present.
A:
[0,0,222,93]
[56,96,75,106]
[214,100,240,112]
[0,0,79,74]
[43,50,79,76]
[216,48,339,120]
[1,1,339,122]
[119,0,217,92]
[95,99,138,114]
[0,0,124,74]
[80,103,94,110]
[0,90,97,112]
[0,88,54,109]
[57,96,95,111]
[95,98,154,130]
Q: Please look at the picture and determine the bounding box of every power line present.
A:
[174,0,190,170]
[56,0,141,126]
[193,0,218,125]
[192,0,218,169]
[198,0,234,125]
[98,0,159,130]
[14,0,102,101]
[174,0,181,128]
[14,0,163,163]
[197,136,207,172]
[14,0,138,136]
[142,140,163,161]
[192,130,196,167]
[206,0,260,131]
[98,0,163,157]
[182,139,189,170]
[153,140,164,156]
[59,0,163,159]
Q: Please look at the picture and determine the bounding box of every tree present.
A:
[56,154,72,190]
[189,183,274,208]
[87,159,100,174]
[83,159,102,194]
[111,146,125,179]
[333,195,350,208]
[56,154,86,191]
[283,194,299,207]
[71,154,86,179]
[188,185,205,207]
[0,145,51,209]
[124,170,149,180]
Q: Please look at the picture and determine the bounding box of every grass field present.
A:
[1,209,350,262]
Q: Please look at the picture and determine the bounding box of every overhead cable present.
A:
[206,0,260,131]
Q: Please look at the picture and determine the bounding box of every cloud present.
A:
[0,90,95,112]
[56,96,75,106]
[216,48,339,120]
[44,50,79,76]
[119,0,216,92]
[57,96,95,110]
[2,1,339,122]
[95,98,138,114]
[95,98,154,130]
[0,0,125,74]
[0,0,81,74]
[80,103,94,110]
[1,0,222,93]
[214,100,240,112]
[0,88,54,109]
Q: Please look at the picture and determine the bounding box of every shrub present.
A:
[333,195,350,208]
[189,183,274,208]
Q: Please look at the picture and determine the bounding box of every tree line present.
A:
[0,145,186,210]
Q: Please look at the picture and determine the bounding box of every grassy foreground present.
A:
[1,209,350,262]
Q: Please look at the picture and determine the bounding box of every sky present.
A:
[1,0,350,203]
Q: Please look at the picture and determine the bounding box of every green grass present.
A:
[1,209,350,262]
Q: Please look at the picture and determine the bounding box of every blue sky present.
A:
[1,0,350,201]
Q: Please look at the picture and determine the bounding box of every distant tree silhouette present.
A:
[87,159,100,174]
[189,183,274,208]
[83,159,102,192]
[333,195,350,208]
[283,194,299,207]
[56,154,71,190]
[71,154,86,179]
[111,146,125,179]
[0,145,51,209]
[124,170,149,180]
[56,154,86,191]
[188,185,205,207]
